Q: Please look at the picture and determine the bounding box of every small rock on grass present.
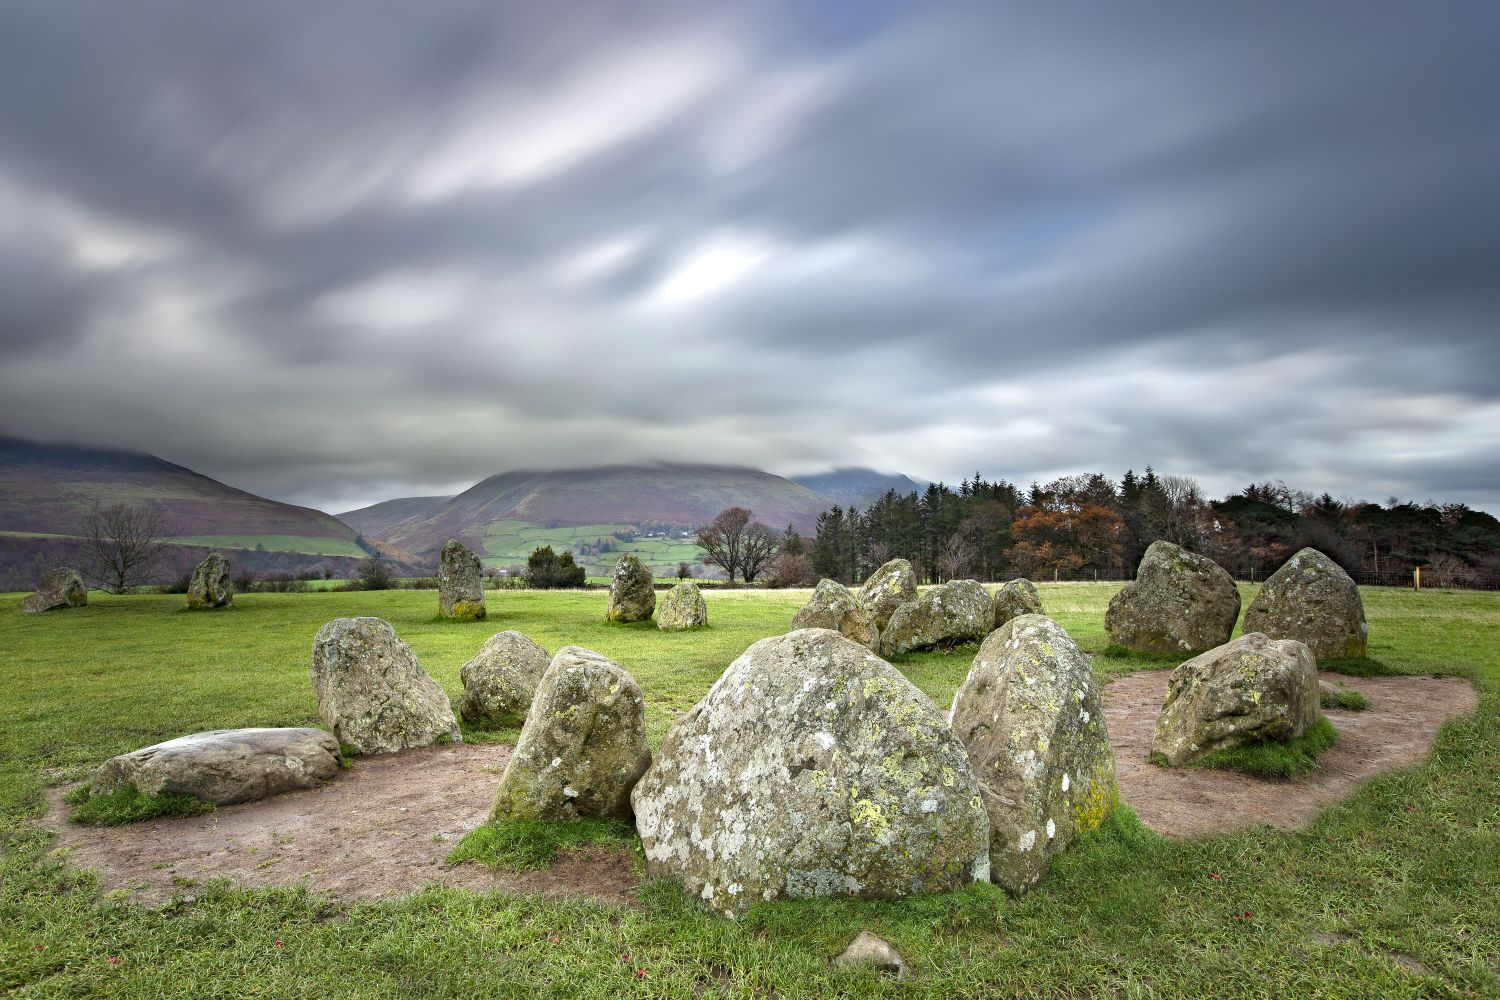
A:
[831,931,908,979]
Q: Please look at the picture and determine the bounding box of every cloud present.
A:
[0,1,1497,513]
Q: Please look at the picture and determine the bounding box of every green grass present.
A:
[1,583,1497,996]
[481,518,703,576]
[63,784,214,826]
[449,818,640,872]
[1322,685,1371,711]
[167,534,370,557]
[1188,716,1342,778]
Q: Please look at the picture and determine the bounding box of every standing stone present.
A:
[992,578,1043,629]
[185,553,233,609]
[657,580,708,631]
[950,615,1118,895]
[489,647,651,822]
[1105,541,1240,654]
[89,728,341,806]
[632,628,990,913]
[605,553,655,622]
[22,567,87,614]
[1243,548,1368,660]
[457,631,551,726]
[1151,633,1321,765]
[790,579,879,649]
[438,539,486,620]
[857,558,919,631]
[879,579,993,657]
[310,617,461,754]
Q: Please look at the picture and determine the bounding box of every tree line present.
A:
[803,469,1500,587]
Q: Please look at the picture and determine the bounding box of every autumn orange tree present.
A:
[1004,501,1126,578]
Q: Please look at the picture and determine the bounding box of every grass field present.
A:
[482,519,702,576]
[166,535,371,558]
[1,584,1497,997]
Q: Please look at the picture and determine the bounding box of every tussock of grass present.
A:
[448,817,638,871]
[1192,716,1340,778]
[1320,685,1370,711]
[1100,644,1190,664]
[64,784,213,825]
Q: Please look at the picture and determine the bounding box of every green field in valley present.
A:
[1,584,1497,997]
[166,535,371,558]
[481,518,703,576]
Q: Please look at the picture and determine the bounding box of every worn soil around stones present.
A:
[45,671,1476,903]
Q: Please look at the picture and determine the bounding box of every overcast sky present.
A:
[2,2,1498,514]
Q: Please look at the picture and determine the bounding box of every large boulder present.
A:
[790,579,879,649]
[992,578,1043,629]
[310,617,462,754]
[950,615,1118,895]
[1243,548,1368,660]
[185,553,233,609]
[605,554,655,622]
[632,628,990,913]
[857,558,919,630]
[879,579,993,657]
[490,647,651,822]
[1105,541,1240,654]
[457,631,551,726]
[22,567,87,614]
[1151,632,1321,765]
[89,728,341,806]
[438,539,487,620]
[658,581,708,631]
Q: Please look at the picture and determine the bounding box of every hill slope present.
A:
[791,467,926,510]
[337,496,451,540]
[379,464,834,557]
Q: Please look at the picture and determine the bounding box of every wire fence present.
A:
[1033,567,1500,591]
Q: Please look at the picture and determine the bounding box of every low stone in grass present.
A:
[950,614,1118,895]
[490,647,651,822]
[1319,680,1368,711]
[857,558,919,631]
[991,577,1043,629]
[89,727,341,806]
[438,539,486,620]
[1243,547,1368,660]
[605,554,655,622]
[186,552,233,609]
[1151,632,1320,766]
[657,580,708,631]
[22,567,87,614]
[1105,541,1240,654]
[632,628,990,913]
[457,631,551,726]
[790,579,879,649]
[831,931,908,979]
[879,579,993,657]
[310,617,462,753]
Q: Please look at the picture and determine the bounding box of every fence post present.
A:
[1414,566,1421,592]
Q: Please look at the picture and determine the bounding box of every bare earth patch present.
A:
[1104,670,1477,837]
[45,742,639,905]
[44,671,1478,903]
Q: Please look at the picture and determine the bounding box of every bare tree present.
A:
[696,507,780,582]
[936,532,976,581]
[739,522,781,583]
[81,501,168,594]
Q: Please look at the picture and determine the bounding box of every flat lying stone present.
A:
[90,727,341,806]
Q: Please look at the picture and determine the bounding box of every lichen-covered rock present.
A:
[1105,541,1240,654]
[22,567,87,613]
[950,615,1118,895]
[490,647,651,821]
[605,554,655,622]
[1243,548,1368,660]
[185,553,233,609]
[90,727,340,806]
[438,539,486,620]
[790,579,879,649]
[857,558,919,630]
[879,579,993,657]
[992,578,1042,629]
[1151,632,1321,765]
[658,581,708,631]
[632,628,990,913]
[457,631,551,726]
[310,617,461,754]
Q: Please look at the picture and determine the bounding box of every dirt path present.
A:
[46,671,1477,903]
[45,742,639,906]
[1103,670,1477,837]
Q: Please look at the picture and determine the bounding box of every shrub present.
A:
[353,554,395,591]
[524,546,586,589]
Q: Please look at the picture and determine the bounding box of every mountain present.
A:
[373,464,835,557]
[791,467,926,511]
[337,496,451,540]
[0,437,398,589]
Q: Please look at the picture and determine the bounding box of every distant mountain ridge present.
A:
[336,496,451,540]
[791,467,926,511]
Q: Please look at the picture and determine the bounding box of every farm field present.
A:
[1,584,1497,997]
[166,535,372,558]
[481,518,703,576]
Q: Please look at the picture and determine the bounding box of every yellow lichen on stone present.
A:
[1072,775,1119,834]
